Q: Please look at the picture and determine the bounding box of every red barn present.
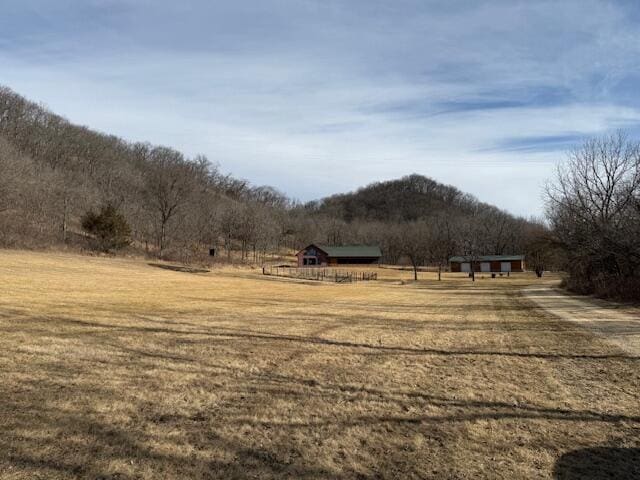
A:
[296,244,382,267]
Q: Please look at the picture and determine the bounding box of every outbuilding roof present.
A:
[300,244,382,258]
[319,245,382,258]
[449,255,525,262]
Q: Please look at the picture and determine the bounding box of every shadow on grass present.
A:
[554,447,640,479]
[3,315,638,361]
[222,370,640,426]
[2,328,639,479]
[147,263,210,274]
[5,368,638,479]
[0,396,344,479]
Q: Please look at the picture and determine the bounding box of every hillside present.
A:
[0,85,540,263]
[312,174,486,222]
[0,85,289,260]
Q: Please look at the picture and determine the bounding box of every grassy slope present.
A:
[0,251,638,479]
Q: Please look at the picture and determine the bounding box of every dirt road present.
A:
[524,286,640,356]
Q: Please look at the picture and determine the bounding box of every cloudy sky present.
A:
[2,0,640,216]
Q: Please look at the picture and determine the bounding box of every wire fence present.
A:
[262,266,377,283]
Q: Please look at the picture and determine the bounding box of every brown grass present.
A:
[0,250,638,479]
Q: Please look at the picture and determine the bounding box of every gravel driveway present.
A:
[524,286,640,356]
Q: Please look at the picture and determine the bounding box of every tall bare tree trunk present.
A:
[61,195,68,243]
[159,222,166,258]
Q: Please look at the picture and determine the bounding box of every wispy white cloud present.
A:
[2,0,640,216]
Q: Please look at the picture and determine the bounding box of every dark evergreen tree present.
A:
[81,204,131,253]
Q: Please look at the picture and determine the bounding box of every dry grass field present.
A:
[0,250,638,479]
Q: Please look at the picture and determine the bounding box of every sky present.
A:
[2,1,640,217]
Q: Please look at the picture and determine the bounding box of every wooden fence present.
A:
[262,266,377,283]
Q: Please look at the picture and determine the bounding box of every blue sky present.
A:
[2,0,640,216]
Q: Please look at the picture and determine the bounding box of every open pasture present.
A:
[0,251,638,479]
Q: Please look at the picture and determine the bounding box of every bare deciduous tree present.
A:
[143,147,200,258]
[400,221,430,281]
[546,132,640,298]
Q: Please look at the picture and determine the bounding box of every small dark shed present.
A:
[296,244,382,267]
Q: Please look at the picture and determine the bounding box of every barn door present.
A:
[480,262,491,272]
[461,262,471,273]
[501,262,511,272]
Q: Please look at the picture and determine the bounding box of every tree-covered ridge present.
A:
[0,85,292,261]
[312,173,487,222]
[0,85,546,270]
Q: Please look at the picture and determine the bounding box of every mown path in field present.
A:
[523,286,640,356]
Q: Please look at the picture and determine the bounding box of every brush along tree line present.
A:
[546,132,640,300]
[2,86,637,298]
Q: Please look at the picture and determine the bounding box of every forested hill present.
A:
[0,85,543,264]
[0,85,292,260]
[310,174,484,222]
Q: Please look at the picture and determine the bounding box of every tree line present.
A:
[17,85,638,297]
[0,86,298,262]
[546,132,640,300]
[0,86,549,268]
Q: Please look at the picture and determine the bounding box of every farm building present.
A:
[449,255,525,273]
[296,244,382,266]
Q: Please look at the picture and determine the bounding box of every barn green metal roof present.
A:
[449,255,525,262]
[315,244,382,258]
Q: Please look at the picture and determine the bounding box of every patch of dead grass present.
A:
[0,250,638,479]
